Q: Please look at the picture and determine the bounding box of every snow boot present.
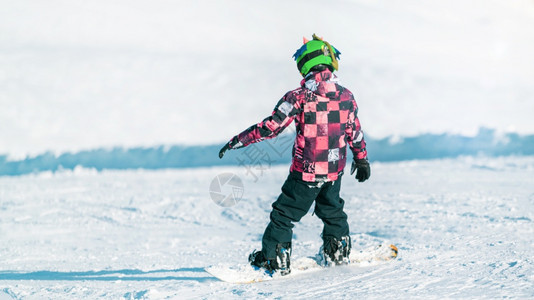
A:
[323,236,351,266]
[248,242,292,276]
[249,250,273,274]
[274,242,291,276]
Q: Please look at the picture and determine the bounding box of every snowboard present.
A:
[205,244,398,284]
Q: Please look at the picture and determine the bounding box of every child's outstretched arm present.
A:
[219,91,302,159]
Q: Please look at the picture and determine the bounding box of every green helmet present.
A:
[293,34,341,76]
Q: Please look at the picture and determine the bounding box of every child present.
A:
[219,34,370,275]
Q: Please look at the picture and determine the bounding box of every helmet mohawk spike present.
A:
[312,33,323,41]
[303,37,309,44]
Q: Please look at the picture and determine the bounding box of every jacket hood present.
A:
[300,69,340,97]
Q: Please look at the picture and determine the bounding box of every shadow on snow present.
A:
[0,268,216,282]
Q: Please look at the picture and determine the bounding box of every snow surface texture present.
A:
[1,156,533,299]
[1,0,534,158]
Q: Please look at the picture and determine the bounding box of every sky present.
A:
[1,0,533,158]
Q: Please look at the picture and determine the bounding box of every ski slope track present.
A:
[0,156,533,299]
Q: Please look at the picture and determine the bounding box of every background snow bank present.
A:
[1,0,534,158]
[0,156,533,298]
[1,128,533,176]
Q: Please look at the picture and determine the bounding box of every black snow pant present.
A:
[261,173,349,260]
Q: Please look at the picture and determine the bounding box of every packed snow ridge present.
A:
[1,128,533,176]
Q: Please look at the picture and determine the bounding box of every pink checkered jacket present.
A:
[229,69,367,182]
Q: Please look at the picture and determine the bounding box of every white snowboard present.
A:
[205,244,398,284]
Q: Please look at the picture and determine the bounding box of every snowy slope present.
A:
[1,156,533,298]
[1,0,534,158]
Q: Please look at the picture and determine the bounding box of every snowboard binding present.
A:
[248,242,292,276]
[322,235,351,266]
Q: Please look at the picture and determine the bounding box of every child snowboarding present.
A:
[218,34,370,276]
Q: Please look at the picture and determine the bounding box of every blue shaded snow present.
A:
[1,128,533,176]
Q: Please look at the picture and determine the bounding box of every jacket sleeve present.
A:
[229,91,301,149]
[345,98,368,160]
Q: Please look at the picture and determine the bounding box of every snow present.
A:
[1,0,534,158]
[1,0,534,298]
[3,127,534,176]
[1,156,533,298]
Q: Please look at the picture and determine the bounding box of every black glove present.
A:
[219,137,239,159]
[350,158,370,182]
